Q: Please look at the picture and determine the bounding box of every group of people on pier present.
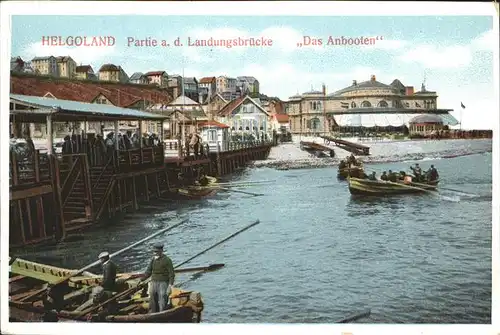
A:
[182,132,204,159]
[362,163,439,183]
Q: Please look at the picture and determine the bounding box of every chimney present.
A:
[370,75,376,81]
[322,84,326,96]
[352,80,357,86]
[405,86,414,95]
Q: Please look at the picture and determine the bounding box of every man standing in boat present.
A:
[427,165,439,181]
[410,163,423,182]
[142,243,175,313]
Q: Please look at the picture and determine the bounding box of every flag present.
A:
[461,102,466,109]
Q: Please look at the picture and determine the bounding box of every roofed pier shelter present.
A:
[9,94,169,247]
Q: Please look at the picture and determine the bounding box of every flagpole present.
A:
[460,102,465,130]
[182,59,185,146]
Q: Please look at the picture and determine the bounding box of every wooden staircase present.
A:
[90,158,116,221]
[59,155,116,231]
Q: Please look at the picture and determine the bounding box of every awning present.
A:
[333,113,459,127]
[10,94,168,122]
[333,113,413,127]
[440,113,460,126]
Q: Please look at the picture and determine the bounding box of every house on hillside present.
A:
[217,75,238,101]
[129,72,148,85]
[98,64,129,83]
[237,76,260,94]
[183,77,199,102]
[10,57,25,73]
[199,76,217,97]
[216,95,273,142]
[75,65,97,80]
[203,93,228,120]
[31,56,58,76]
[144,71,169,87]
[167,74,182,98]
[56,56,77,78]
[198,87,209,104]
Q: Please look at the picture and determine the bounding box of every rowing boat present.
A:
[174,176,218,199]
[337,165,365,179]
[9,257,204,323]
[348,177,439,196]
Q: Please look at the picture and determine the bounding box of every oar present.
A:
[176,263,225,273]
[215,180,275,186]
[74,220,261,318]
[217,187,264,197]
[409,181,478,196]
[335,309,371,323]
[175,219,260,268]
[17,219,189,303]
[70,263,226,285]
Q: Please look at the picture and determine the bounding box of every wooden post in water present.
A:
[216,143,222,177]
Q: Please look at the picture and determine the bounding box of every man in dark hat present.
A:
[75,251,118,312]
[142,243,175,313]
[98,251,118,294]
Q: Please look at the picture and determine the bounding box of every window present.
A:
[208,130,217,142]
[361,101,372,108]
[351,101,357,108]
[310,101,322,110]
[377,100,389,108]
[310,117,320,130]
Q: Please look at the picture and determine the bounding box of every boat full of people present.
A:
[348,163,440,196]
[337,154,365,179]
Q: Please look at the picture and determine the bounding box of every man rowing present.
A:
[387,170,398,182]
[198,173,209,186]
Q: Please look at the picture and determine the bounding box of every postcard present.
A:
[1,2,498,335]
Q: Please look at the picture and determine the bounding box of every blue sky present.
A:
[10,15,496,129]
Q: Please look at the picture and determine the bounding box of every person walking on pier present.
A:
[142,243,175,313]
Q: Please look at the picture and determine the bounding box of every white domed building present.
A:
[285,75,459,136]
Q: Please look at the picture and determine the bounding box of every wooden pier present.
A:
[299,141,335,157]
[9,94,273,248]
[320,135,370,156]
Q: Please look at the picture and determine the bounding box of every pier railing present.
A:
[164,139,273,159]
[116,145,164,172]
[9,149,51,188]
